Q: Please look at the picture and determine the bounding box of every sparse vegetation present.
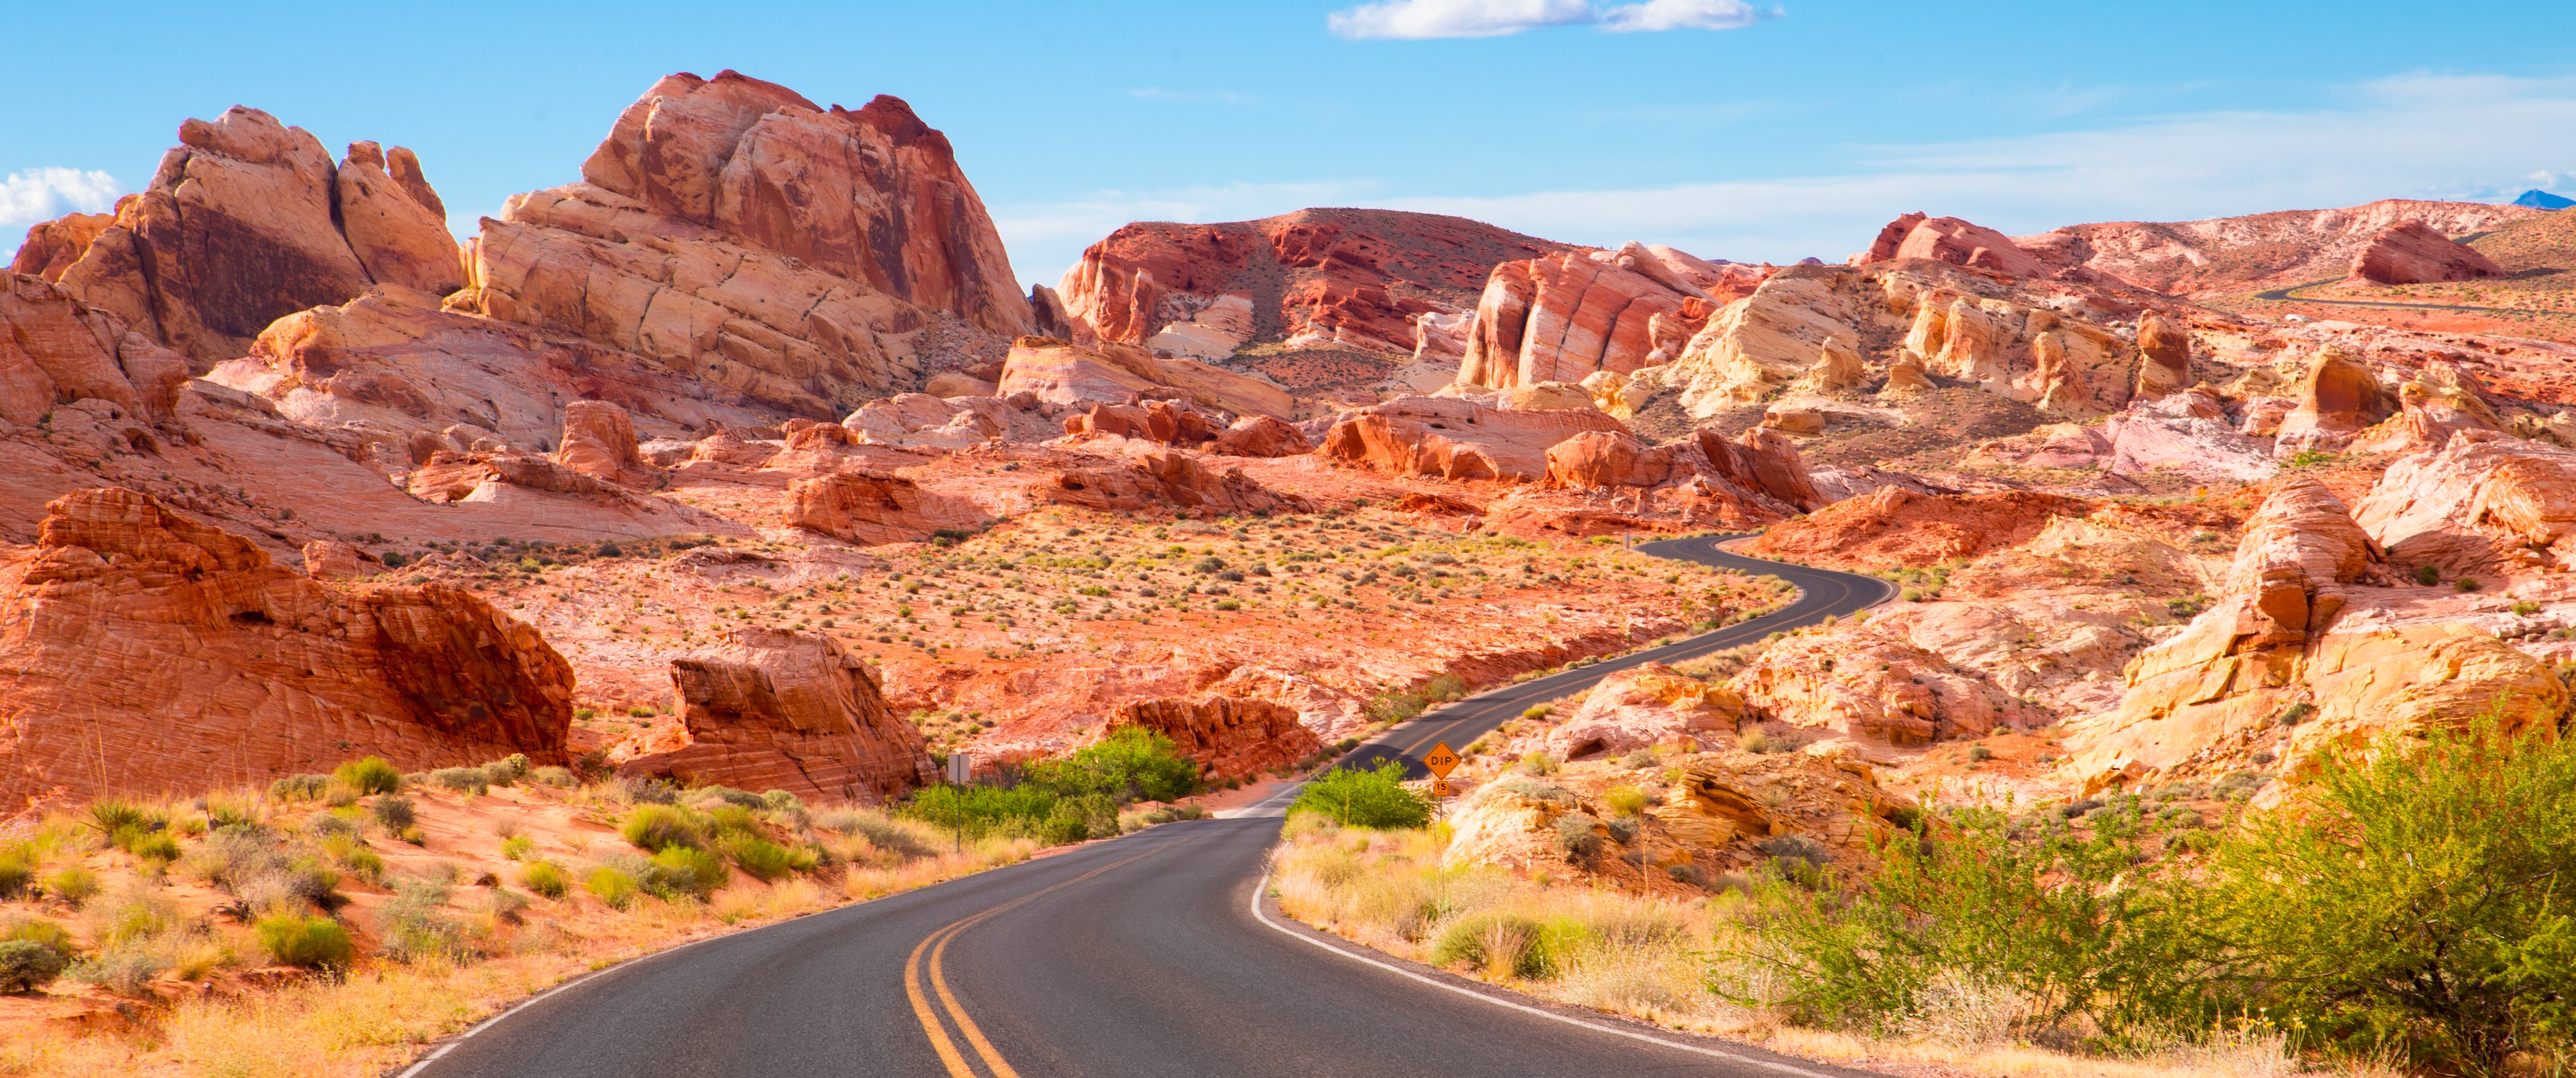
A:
[1287,761,1431,830]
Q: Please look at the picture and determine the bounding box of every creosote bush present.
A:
[254,914,354,970]
[1289,761,1431,830]
[332,757,402,796]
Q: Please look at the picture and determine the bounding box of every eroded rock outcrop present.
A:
[620,628,933,803]
[1452,246,1717,391]
[788,472,988,546]
[1748,487,2090,568]
[553,399,649,482]
[997,336,1290,419]
[1,273,190,425]
[2273,351,2393,455]
[1041,448,1304,515]
[2352,431,2576,576]
[1107,696,1319,782]
[1856,212,2050,277]
[1210,414,1313,458]
[1542,663,1743,759]
[2347,220,2505,285]
[1320,395,1628,482]
[0,488,573,812]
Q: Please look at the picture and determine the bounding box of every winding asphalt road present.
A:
[409,533,1895,1078]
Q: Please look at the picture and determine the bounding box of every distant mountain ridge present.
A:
[2514,188,2573,210]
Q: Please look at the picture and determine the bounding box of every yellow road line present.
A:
[900,842,1185,1076]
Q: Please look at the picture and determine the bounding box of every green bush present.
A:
[0,940,68,993]
[719,835,796,882]
[1027,726,1199,804]
[499,835,535,861]
[0,846,32,899]
[587,866,640,909]
[2195,716,2576,1075]
[900,783,1059,839]
[1428,913,1578,980]
[370,795,417,832]
[377,879,469,962]
[333,757,403,795]
[648,847,728,900]
[528,766,578,789]
[255,914,354,969]
[428,767,489,795]
[268,774,330,802]
[519,860,569,900]
[41,867,98,907]
[1290,761,1432,830]
[2,918,75,962]
[2413,562,2442,586]
[621,804,708,852]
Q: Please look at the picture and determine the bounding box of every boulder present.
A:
[1543,663,1743,759]
[9,212,112,281]
[1698,427,1824,513]
[553,399,648,482]
[620,629,934,804]
[1729,624,2028,745]
[2132,313,2192,399]
[2347,221,2504,285]
[1789,335,1866,393]
[787,472,987,546]
[299,540,378,581]
[1319,395,1629,482]
[0,273,190,425]
[0,488,574,812]
[2351,431,2576,576]
[2273,351,2391,455]
[1545,431,1674,489]
[1210,414,1313,458]
[1063,399,1223,446]
[996,336,1291,419]
[1857,212,2051,277]
[1107,696,1320,782]
[924,370,999,399]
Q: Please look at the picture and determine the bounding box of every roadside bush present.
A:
[647,846,729,900]
[1027,726,1198,804]
[519,860,570,899]
[254,914,354,970]
[718,835,796,882]
[899,784,1060,840]
[268,773,330,802]
[621,804,708,852]
[0,940,66,993]
[1367,673,1468,724]
[429,767,489,795]
[333,757,403,795]
[1290,761,1432,830]
[369,795,417,831]
[587,866,640,910]
[377,879,470,962]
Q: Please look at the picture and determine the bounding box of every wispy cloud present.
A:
[1125,87,1259,105]
[1325,0,1775,40]
[0,167,122,231]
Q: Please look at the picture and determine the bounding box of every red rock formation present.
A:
[1057,209,1570,358]
[9,212,112,281]
[2346,220,2505,285]
[1453,249,1718,392]
[553,400,649,482]
[787,472,988,546]
[2132,312,2192,399]
[1698,427,1823,512]
[1108,696,1319,782]
[997,336,1292,419]
[1855,213,2049,277]
[335,141,463,296]
[1043,449,1305,515]
[1063,400,1223,445]
[2274,352,2393,455]
[1210,415,1313,458]
[2009,199,2532,297]
[620,629,932,804]
[1545,430,1674,489]
[1319,395,1629,482]
[1,273,190,425]
[0,488,573,812]
[1748,488,2093,569]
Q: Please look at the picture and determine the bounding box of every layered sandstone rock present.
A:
[1856,212,2050,277]
[1210,414,1313,458]
[1699,427,1826,514]
[1041,448,1304,515]
[788,472,988,546]
[1,273,190,425]
[2011,199,2533,297]
[2273,352,2392,455]
[1058,209,1567,358]
[9,213,112,281]
[0,488,573,812]
[620,629,933,803]
[1648,751,1916,858]
[1729,624,2030,745]
[1452,246,1714,392]
[2132,313,2192,399]
[1545,431,1673,489]
[38,108,460,367]
[843,392,1007,449]
[996,336,1290,419]
[451,71,1032,417]
[553,399,649,482]
[2352,431,2576,575]
[1542,663,1743,759]
[1748,488,2091,568]
[2347,220,2505,285]
[1319,395,1628,482]
[1107,696,1319,781]
[1063,399,1223,446]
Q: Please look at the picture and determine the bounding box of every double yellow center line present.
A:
[902,843,1179,1077]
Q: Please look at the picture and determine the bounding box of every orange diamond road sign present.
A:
[1423,741,1459,777]
[1432,779,1455,797]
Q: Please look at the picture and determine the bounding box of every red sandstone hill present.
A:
[2005,198,2539,297]
[1053,208,1573,362]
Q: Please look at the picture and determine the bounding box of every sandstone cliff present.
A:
[1107,696,1319,782]
[620,628,933,804]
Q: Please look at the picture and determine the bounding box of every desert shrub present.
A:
[821,810,935,859]
[1555,813,1603,859]
[647,847,728,900]
[519,860,570,899]
[718,835,796,882]
[1368,674,1468,724]
[0,940,67,993]
[618,777,679,805]
[586,866,640,909]
[41,866,98,907]
[898,783,1059,840]
[1026,726,1198,805]
[320,834,384,884]
[759,789,804,813]
[2195,715,2576,1076]
[529,766,578,788]
[1737,728,1781,754]
[127,830,182,863]
[484,753,531,783]
[621,804,708,852]
[500,835,535,861]
[333,757,403,795]
[0,845,33,899]
[70,944,168,996]
[429,767,489,795]
[1601,785,1650,817]
[2412,562,2442,586]
[1290,761,1431,830]
[1518,752,1561,777]
[2,918,75,963]
[1490,776,1575,804]
[267,773,330,802]
[1429,912,1575,980]
[369,795,417,831]
[377,878,470,962]
[253,914,353,969]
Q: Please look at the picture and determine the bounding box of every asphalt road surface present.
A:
[409,533,1894,1078]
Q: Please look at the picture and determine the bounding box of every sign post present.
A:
[1424,740,1460,798]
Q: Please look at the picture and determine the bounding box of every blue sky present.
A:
[7,1,2575,288]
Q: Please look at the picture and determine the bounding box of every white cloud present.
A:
[0,168,123,231]
[1326,0,1770,39]
[1596,0,1770,33]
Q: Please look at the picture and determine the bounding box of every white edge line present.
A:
[1248,852,1842,1078]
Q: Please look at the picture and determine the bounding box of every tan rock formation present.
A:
[2012,198,2532,297]
[1501,381,1601,412]
[1209,415,1313,458]
[1648,751,1916,858]
[1789,335,1866,393]
[0,488,574,812]
[2347,220,2505,284]
[8,212,112,281]
[2132,313,2192,399]
[787,472,987,546]
[2273,351,2391,454]
[1730,625,2028,745]
[1542,663,1743,759]
[1453,248,1711,391]
[620,629,932,804]
[1042,449,1304,515]
[1319,395,1628,482]
[1063,400,1223,446]
[553,400,648,482]
[335,142,462,297]
[996,337,1291,419]
[1,273,190,425]
[1107,696,1319,782]
[2352,431,2576,575]
[1544,431,1674,489]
